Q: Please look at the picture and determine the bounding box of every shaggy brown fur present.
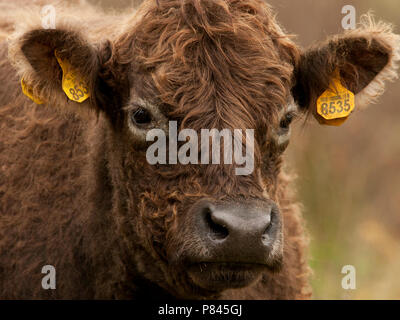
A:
[0,0,398,299]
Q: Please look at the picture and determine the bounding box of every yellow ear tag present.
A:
[21,78,44,104]
[54,50,90,103]
[316,71,355,126]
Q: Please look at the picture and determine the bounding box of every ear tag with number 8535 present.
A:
[316,71,355,126]
[55,50,90,103]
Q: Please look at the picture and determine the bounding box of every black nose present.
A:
[192,199,282,265]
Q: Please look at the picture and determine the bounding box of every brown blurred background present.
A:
[89,0,400,299]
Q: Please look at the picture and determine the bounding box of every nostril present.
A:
[261,207,277,245]
[261,228,271,244]
[203,207,229,241]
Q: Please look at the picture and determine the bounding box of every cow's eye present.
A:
[279,112,295,130]
[131,107,152,125]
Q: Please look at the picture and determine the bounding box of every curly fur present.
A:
[0,0,398,299]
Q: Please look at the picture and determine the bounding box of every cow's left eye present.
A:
[131,107,152,125]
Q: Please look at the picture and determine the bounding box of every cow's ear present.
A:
[9,28,112,115]
[292,16,400,121]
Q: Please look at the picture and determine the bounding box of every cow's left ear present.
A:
[293,16,400,119]
[9,27,113,115]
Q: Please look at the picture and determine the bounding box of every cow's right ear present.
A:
[9,28,112,115]
[292,16,400,125]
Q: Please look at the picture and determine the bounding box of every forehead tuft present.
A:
[115,0,300,129]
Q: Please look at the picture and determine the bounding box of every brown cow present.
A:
[0,0,398,299]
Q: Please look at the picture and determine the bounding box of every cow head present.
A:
[10,0,399,298]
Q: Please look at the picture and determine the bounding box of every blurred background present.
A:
[39,0,400,299]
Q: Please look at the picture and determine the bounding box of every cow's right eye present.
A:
[279,112,295,130]
[131,107,152,125]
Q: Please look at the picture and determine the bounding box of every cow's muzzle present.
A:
[184,198,283,290]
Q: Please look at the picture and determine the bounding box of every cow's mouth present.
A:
[187,262,267,291]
